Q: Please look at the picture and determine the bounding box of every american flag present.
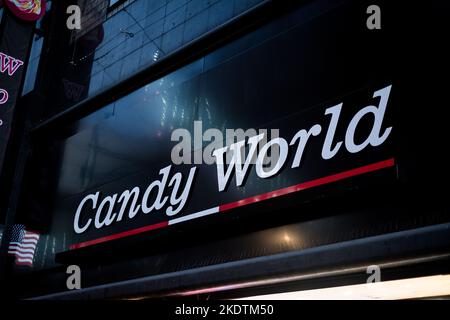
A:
[7,224,40,267]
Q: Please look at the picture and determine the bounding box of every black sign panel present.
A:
[61,89,394,250]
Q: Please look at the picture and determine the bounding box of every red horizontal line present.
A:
[70,158,395,251]
[219,158,395,212]
[70,221,169,250]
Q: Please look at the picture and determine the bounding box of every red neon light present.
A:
[219,158,395,212]
[70,221,169,250]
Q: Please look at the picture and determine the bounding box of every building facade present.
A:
[0,0,450,300]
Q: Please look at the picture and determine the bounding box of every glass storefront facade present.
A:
[20,0,397,271]
[22,0,267,122]
[1,0,450,300]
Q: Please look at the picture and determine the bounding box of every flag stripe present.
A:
[24,233,39,239]
[9,244,35,249]
[8,247,36,254]
[8,252,34,259]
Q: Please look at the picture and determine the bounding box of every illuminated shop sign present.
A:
[69,85,395,250]
[0,52,23,123]
[0,51,25,170]
[4,0,46,21]
[0,52,24,106]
